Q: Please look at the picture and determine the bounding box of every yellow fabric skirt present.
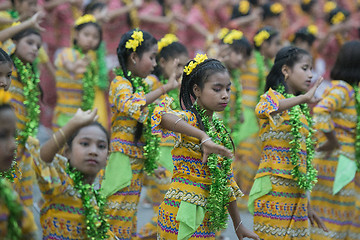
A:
[253,175,310,240]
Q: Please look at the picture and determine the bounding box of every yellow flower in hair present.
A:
[223,30,243,44]
[254,30,270,47]
[270,3,284,14]
[302,0,311,4]
[331,11,345,25]
[184,54,208,75]
[218,28,230,40]
[125,30,144,51]
[11,21,21,27]
[239,1,250,14]
[307,25,318,35]
[0,89,11,105]
[324,1,336,13]
[75,14,96,26]
[158,34,178,52]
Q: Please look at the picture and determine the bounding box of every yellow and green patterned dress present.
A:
[104,74,160,239]
[152,97,243,240]
[9,71,39,207]
[53,47,108,129]
[253,88,311,239]
[311,80,360,239]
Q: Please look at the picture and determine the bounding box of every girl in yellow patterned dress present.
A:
[53,14,105,129]
[311,41,360,239]
[139,33,189,239]
[250,46,327,239]
[34,108,115,239]
[0,55,37,239]
[8,28,42,208]
[100,29,179,239]
[152,55,259,240]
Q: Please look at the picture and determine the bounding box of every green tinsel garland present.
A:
[352,85,360,171]
[114,69,159,175]
[159,75,180,110]
[277,85,317,190]
[0,178,23,239]
[75,46,97,111]
[96,42,109,91]
[66,165,109,239]
[223,69,242,133]
[12,56,40,146]
[254,50,273,100]
[0,161,17,182]
[194,103,233,231]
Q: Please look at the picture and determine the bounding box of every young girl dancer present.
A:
[53,14,104,129]
[311,40,360,239]
[139,33,189,239]
[153,54,259,240]
[101,29,178,239]
[34,108,113,239]
[250,46,327,239]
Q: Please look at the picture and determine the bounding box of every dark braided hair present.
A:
[0,48,12,64]
[265,46,311,93]
[180,58,227,131]
[116,29,157,144]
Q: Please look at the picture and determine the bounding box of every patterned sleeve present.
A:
[228,168,244,202]
[151,96,195,141]
[28,137,71,198]
[109,76,149,123]
[313,82,352,132]
[255,88,284,128]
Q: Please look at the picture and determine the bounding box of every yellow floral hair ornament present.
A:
[184,54,208,75]
[302,0,311,4]
[331,11,346,25]
[270,3,284,14]
[324,1,336,13]
[0,89,11,105]
[239,1,250,15]
[158,34,178,52]
[307,25,318,35]
[218,28,230,40]
[125,30,144,52]
[11,21,21,27]
[223,30,243,44]
[254,30,270,47]
[75,14,96,26]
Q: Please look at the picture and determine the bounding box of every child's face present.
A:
[66,125,108,178]
[0,108,17,172]
[133,44,158,78]
[286,54,313,94]
[75,25,100,52]
[160,53,189,81]
[14,33,42,64]
[294,39,311,53]
[263,34,281,59]
[194,71,231,115]
[0,62,12,91]
[225,50,245,70]
[15,0,38,20]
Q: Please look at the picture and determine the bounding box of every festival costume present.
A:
[53,47,108,129]
[103,74,160,239]
[311,80,360,239]
[9,69,40,207]
[251,89,311,239]
[152,97,243,239]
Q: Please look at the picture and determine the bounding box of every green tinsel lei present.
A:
[75,46,97,111]
[114,68,159,175]
[194,103,233,231]
[277,85,317,190]
[223,69,242,134]
[65,165,109,239]
[12,56,40,146]
[0,178,23,239]
[254,50,273,100]
[96,42,109,91]
[352,85,360,171]
[0,161,17,182]
[159,75,180,110]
